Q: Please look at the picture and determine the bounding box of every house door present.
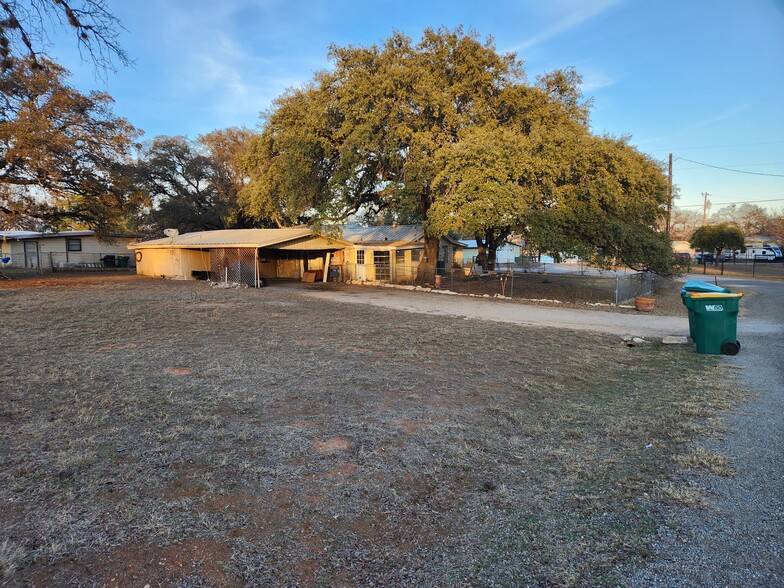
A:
[24,241,38,268]
[355,249,367,281]
[374,251,390,281]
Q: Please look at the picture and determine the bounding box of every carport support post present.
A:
[323,252,331,282]
[255,249,260,288]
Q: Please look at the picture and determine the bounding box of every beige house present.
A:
[0,230,139,269]
[129,225,463,286]
[130,228,351,286]
[342,225,464,283]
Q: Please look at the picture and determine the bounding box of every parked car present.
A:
[674,252,692,263]
[695,252,715,264]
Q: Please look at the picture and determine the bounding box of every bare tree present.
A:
[0,0,130,73]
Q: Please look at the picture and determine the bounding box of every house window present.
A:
[66,238,82,252]
[357,249,365,264]
[411,249,421,262]
[395,250,405,264]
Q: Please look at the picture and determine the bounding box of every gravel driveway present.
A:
[293,283,688,337]
[624,277,784,586]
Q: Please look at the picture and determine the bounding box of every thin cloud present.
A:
[580,70,615,92]
[638,103,753,146]
[507,0,624,52]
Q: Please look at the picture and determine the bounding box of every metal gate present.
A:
[210,247,259,287]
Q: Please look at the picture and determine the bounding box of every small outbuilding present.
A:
[342,225,464,283]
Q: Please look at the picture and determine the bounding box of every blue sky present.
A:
[50,0,784,212]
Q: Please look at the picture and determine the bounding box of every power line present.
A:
[674,156,784,178]
[674,198,784,208]
[647,140,784,152]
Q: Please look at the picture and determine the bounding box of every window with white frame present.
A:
[411,249,421,262]
[66,238,82,252]
[395,249,405,263]
[356,249,365,264]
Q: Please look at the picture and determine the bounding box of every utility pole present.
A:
[702,192,711,226]
[666,153,673,234]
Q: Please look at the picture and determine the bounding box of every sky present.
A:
[48,0,784,213]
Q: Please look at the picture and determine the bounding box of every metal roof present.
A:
[130,228,350,249]
[130,226,463,250]
[342,225,424,245]
[0,230,129,240]
[340,225,463,248]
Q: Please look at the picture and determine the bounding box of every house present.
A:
[130,228,351,286]
[129,225,464,286]
[456,239,524,267]
[342,225,464,283]
[0,230,139,269]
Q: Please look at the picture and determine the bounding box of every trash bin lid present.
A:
[681,280,731,294]
[689,292,743,299]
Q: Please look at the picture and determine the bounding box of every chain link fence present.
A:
[23,252,136,271]
[210,247,259,287]
[342,262,664,305]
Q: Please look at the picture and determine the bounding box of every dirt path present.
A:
[292,283,688,337]
[625,277,784,586]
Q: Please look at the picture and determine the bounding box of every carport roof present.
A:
[130,228,350,249]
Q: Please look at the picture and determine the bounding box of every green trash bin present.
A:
[689,292,743,355]
[680,281,730,340]
[116,255,130,268]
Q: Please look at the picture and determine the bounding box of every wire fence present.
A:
[688,257,784,279]
[342,262,663,305]
[14,252,136,271]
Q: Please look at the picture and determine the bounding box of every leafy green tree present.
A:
[242,28,672,275]
[527,134,672,273]
[689,223,746,262]
[429,125,532,269]
[0,56,140,234]
[243,27,593,274]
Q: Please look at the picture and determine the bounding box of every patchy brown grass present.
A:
[0,277,741,586]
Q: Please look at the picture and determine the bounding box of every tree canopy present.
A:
[134,129,257,236]
[242,27,673,274]
[689,223,746,258]
[0,57,140,234]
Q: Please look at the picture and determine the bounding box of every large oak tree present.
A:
[0,57,140,234]
[243,28,672,274]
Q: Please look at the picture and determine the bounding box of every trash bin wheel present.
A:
[721,341,740,356]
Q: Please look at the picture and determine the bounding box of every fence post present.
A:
[615,275,619,306]
[510,266,514,298]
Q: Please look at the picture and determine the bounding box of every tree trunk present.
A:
[475,233,488,270]
[416,234,440,284]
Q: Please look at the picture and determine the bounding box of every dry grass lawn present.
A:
[0,276,740,586]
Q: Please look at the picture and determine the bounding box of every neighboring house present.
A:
[130,228,351,286]
[671,240,696,256]
[0,230,139,269]
[457,239,523,267]
[342,225,464,282]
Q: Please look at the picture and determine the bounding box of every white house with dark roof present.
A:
[0,230,139,269]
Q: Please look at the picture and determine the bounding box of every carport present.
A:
[130,229,350,287]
